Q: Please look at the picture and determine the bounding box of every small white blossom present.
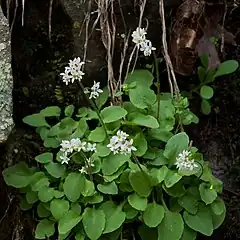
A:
[89,81,103,99]
[60,57,85,85]
[140,40,156,56]
[60,153,70,165]
[60,140,73,154]
[79,166,87,174]
[132,27,147,45]
[86,143,97,152]
[86,158,95,167]
[175,150,198,171]
[107,130,137,155]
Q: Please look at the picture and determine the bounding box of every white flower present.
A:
[86,158,95,167]
[60,140,73,154]
[86,143,97,152]
[140,40,156,56]
[107,130,137,155]
[60,153,70,165]
[89,81,103,99]
[175,150,198,171]
[132,27,147,45]
[79,166,87,174]
[60,57,85,85]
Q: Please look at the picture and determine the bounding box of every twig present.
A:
[48,0,54,43]
[220,0,227,53]
[0,195,13,224]
[10,0,18,35]
[21,0,25,26]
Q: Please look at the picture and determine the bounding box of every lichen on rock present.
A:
[0,8,14,143]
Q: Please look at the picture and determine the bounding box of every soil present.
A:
[0,1,240,240]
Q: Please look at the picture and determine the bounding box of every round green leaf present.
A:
[71,202,82,215]
[50,199,69,220]
[138,224,158,240]
[157,211,184,240]
[164,170,182,188]
[178,195,198,214]
[64,105,75,117]
[149,166,168,184]
[35,219,55,239]
[129,170,152,197]
[199,183,217,205]
[2,162,34,188]
[125,70,154,87]
[183,205,213,236]
[26,191,38,204]
[163,132,189,165]
[63,173,85,202]
[40,106,61,117]
[200,86,214,99]
[101,106,127,123]
[81,179,95,197]
[97,181,118,195]
[143,202,164,227]
[38,187,55,202]
[95,86,109,109]
[210,197,225,215]
[37,203,51,218]
[58,210,82,235]
[44,162,66,178]
[83,208,106,240]
[102,153,129,175]
[88,127,106,142]
[23,113,49,127]
[35,152,53,164]
[133,132,148,157]
[123,203,138,219]
[20,197,33,211]
[100,201,126,234]
[180,226,197,240]
[211,208,226,230]
[128,193,148,211]
[127,112,159,128]
[201,99,211,115]
[71,118,88,139]
[214,60,239,78]
[31,172,50,191]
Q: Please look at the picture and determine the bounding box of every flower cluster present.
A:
[175,150,198,171]
[88,81,103,99]
[60,138,96,164]
[79,158,95,174]
[131,27,156,56]
[107,130,137,155]
[60,57,85,85]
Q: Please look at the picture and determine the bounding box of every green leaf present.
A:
[125,70,154,87]
[97,181,118,195]
[100,201,126,234]
[65,105,75,117]
[163,181,186,198]
[143,202,164,227]
[58,210,82,235]
[201,99,211,115]
[198,66,206,82]
[83,208,106,240]
[31,173,50,191]
[149,166,168,184]
[95,86,109,109]
[38,187,55,202]
[44,162,66,178]
[2,162,34,188]
[211,208,226,229]
[183,205,213,236]
[129,170,152,197]
[40,106,61,117]
[54,190,64,198]
[20,197,33,210]
[157,211,184,240]
[101,106,127,123]
[81,179,95,197]
[163,132,189,165]
[102,153,129,175]
[123,203,138,219]
[83,193,103,205]
[164,170,182,188]
[214,60,239,78]
[200,86,214,100]
[71,202,82,214]
[178,195,198,214]
[128,193,148,211]
[50,199,69,220]
[128,85,156,109]
[35,152,53,164]
[37,203,51,218]
[44,137,60,148]
[26,191,38,204]
[63,173,85,202]
[88,127,106,142]
[23,113,49,127]
[199,183,217,205]
[104,165,125,182]
[180,226,197,240]
[138,224,158,240]
[71,118,88,139]
[210,197,225,215]
[35,219,55,239]
[149,128,173,142]
[127,113,159,128]
[133,132,148,157]
[200,55,209,69]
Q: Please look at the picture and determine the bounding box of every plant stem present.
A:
[79,151,93,181]
[160,188,168,210]
[153,51,161,120]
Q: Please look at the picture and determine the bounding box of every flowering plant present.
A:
[3,56,226,240]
